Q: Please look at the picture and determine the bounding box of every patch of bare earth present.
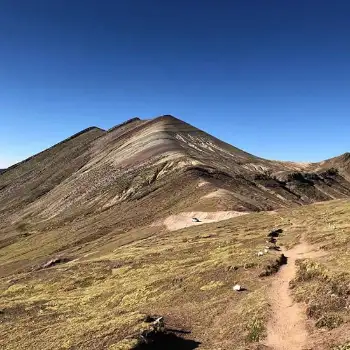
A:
[152,211,248,231]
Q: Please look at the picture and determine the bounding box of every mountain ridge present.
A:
[1,115,350,223]
[1,115,350,349]
[3,114,349,171]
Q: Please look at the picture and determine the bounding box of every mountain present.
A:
[1,115,350,225]
[1,115,350,349]
[2,113,350,273]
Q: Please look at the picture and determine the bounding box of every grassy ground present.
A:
[1,200,350,349]
[286,201,350,347]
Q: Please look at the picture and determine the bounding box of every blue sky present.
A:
[1,0,350,168]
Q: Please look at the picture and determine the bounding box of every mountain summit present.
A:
[1,115,349,225]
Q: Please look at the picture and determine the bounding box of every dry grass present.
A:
[1,200,350,349]
[0,211,282,350]
[283,201,350,335]
[332,343,350,350]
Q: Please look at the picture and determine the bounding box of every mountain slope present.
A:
[1,115,350,349]
[1,115,350,244]
[1,115,350,271]
[2,115,350,223]
[0,126,105,214]
[1,200,350,350]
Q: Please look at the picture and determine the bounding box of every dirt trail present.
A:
[264,237,326,350]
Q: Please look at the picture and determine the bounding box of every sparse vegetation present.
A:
[0,210,281,349]
[246,318,265,342]
[2,200,350,348]
[1,116,350,349]
[285,202,350,337]
[332,342,350,350]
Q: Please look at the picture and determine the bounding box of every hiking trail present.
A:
[263,235,325,350]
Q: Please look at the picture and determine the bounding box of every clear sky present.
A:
[1,0,350,168]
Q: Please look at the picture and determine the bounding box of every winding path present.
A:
[264,238,325,350]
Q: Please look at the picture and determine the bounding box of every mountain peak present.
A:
[2,116,350,222]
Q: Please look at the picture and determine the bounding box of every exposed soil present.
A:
[263,237,327,350]
[153,211,248,231]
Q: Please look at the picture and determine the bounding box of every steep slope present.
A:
[1,115,350,276]
[313,152,350,178]
[3,115,350,225]
[1,116,350,230]
[0,126,106,215]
